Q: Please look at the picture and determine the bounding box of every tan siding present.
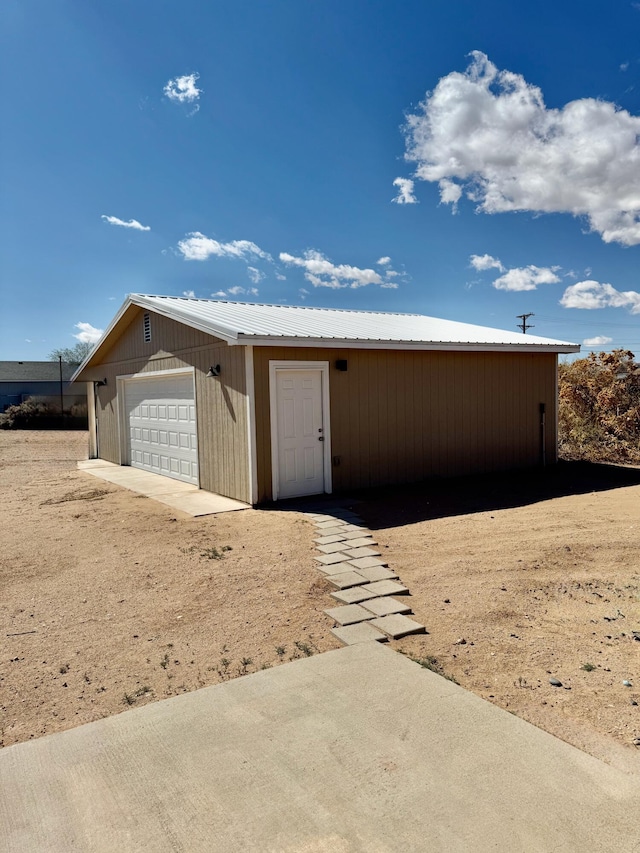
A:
[90,310,250,503]
[253,347,558,502]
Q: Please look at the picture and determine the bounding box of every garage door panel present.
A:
[124,374,198,485]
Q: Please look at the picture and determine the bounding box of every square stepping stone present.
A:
[340,523,367,532]
[348,556,388,570]
[314,534,348,545]
[316,562,356,576]
[370,615,426,639]
[315,552,350,565]
[365,580,409,597]
[360,597,411,617]
[326,571,373,590]
[331,623,388,645]
[324,604,373,625]
[317,542,350,554]
[310,514,341,522]
[344,537,376,548]
[314,526,348,538]
[330,586,379,604]
[315,520,348,529]
[342,546,381,559]
[341,529,373,540]
[354,566,398,582]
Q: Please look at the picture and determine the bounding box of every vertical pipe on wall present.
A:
[539,402,546,467]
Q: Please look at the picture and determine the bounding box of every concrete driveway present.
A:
[1,642,638,852]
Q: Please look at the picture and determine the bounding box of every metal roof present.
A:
[74,295,580,379]
[0,361,77,383]
[129,295,579,350]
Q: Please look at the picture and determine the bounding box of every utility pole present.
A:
[516,313,535,334]
[58,355,64,422]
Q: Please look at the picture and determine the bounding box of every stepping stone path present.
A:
[302,506,426,645]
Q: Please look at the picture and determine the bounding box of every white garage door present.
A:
[123,373,198,485]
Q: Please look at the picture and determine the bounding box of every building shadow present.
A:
[273,461,640,531]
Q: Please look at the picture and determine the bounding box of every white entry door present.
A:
[123,373,199,485]
[274,369,327,499]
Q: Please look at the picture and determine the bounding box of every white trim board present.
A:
[244,346,259,505]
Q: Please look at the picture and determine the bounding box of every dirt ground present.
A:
[0,431,340,748]
[357,466,640,769]
[2,432,640,770]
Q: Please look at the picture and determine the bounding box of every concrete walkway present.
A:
[1,642,638,853]
[77,459,249,516]
[305,506,427,643]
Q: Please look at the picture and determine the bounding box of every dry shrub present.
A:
[559,349,640,463]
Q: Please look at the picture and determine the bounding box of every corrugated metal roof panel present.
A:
[130,295,579,350]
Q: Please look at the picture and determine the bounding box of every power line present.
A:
[535,314,640,329]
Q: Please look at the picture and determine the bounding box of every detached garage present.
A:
[73,295,579,504]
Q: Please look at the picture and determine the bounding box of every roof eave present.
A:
[72,294,243,382]
[71,296,136,382]
[236,335,580,354]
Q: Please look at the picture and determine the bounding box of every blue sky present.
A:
[2,0,640,359]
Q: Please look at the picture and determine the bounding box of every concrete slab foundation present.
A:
[77,460,249,517]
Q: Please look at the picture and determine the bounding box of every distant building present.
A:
[0,361,86,412]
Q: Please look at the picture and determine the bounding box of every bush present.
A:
[558,350,640,463]
[0,399,88,430]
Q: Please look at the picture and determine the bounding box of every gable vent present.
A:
[143,313,151,343]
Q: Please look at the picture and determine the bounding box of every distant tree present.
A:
[48,341,94,364]
[558,349,640,463]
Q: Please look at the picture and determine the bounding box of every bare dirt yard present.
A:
[2,431,640,772]
[357,466,640,770]
[0,431,340,748]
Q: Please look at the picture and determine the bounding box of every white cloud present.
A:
[400,50,640,245]
[177,232,272,262]
[280,249,392,289]
[182,290,196,298]
[299,288,310,300]
[470,253,505,272]
[380,282,399,289]
[247,266,265,284]
[493,265,561,292]
[392,177,417,204]
[560,280,640,313]
[620,62,629,72]
[164,72,202,104]
[224,286,259,298]
[377,256,391,265]
[275,272,287,281]
[73,322,103,344]
[211,291,227,298]
[583,335,613,346]
[101,215,150,231]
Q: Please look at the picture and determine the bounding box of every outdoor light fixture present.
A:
[95,378,108,387]
[206,365,221,378]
